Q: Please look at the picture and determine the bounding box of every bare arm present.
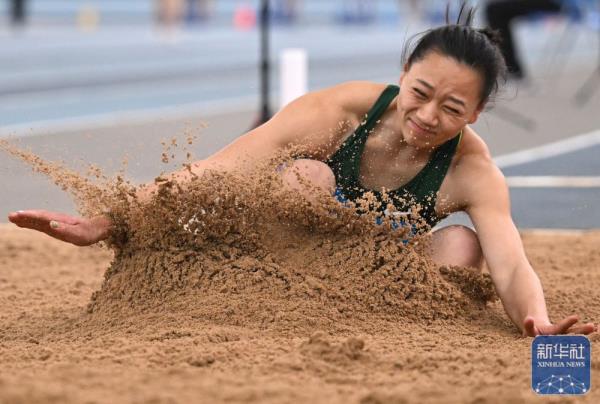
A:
[461,156,595,336]
[8,82,367,245]
[131,82,362,202]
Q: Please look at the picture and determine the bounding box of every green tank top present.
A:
[325,84,461,229]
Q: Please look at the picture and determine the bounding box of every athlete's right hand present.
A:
[7,210,112,246]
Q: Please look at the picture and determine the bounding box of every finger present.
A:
[9,209,55,220]
[8,210,30,223]
[21,210,81,225]
[566,322,596,335]
[8,212,83,244]
[9,210,80,228]
[9,212,55,232]
[554,315,580,334]
[8,210,49,227]
[523,316,538,337]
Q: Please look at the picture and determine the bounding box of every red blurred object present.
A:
[233,4,257,30]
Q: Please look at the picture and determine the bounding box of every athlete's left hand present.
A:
[523,315,597,337]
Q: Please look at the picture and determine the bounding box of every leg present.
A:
[485,0,562,78]
[12,0,26,25]
[429,225,484,270]
[279,159,336,203]
[486,0,526,77]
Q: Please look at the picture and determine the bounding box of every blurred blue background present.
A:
[1,0,597,128]
[1,0,600,228]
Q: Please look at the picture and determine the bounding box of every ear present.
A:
[467,102,485,124]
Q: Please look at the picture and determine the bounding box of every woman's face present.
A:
[397,51,484,149]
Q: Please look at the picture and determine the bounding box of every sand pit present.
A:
[1,228,599,403]
[1,140,598,403]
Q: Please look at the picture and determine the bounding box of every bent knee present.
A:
[280,159,336,194]
[446,225,481,248]
[431,225,484,269]
[444,225,483,259]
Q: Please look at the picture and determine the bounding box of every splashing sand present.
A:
[1,138,496,334]
[1,138,599,403]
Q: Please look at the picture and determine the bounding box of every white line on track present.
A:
[520,228,593,236]
[494,129,600,168]
[506,176,600,188]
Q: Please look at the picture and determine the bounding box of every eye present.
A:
[444,106,461,115]
[413,88,427,99]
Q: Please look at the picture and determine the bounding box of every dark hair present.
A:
[401,2,507,105]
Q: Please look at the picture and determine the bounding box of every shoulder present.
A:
[452,126,495,174]
[448,126,509,211]
[286,81,392,139]
[454,125,492,162]
[252,81,390,159]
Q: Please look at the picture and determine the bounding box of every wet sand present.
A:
[1,225,598,404]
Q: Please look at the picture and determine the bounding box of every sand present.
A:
[0,227,599,403]
[1,140,599,403]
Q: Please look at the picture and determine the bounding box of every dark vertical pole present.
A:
[256,0,272,126]
[11,0,26,26]
[574,0,600,105]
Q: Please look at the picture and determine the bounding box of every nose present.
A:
[415,102,439,128]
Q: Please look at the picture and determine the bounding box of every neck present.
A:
[373,128,435,166]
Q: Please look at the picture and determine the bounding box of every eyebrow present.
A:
[415,79,466,108]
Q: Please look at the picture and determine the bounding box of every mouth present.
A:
[407,118,435,137]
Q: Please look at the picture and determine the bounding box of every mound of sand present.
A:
[1,226,598,403]
[1,140,496,334]
[1,139,597,403]
[87,166,496,333]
